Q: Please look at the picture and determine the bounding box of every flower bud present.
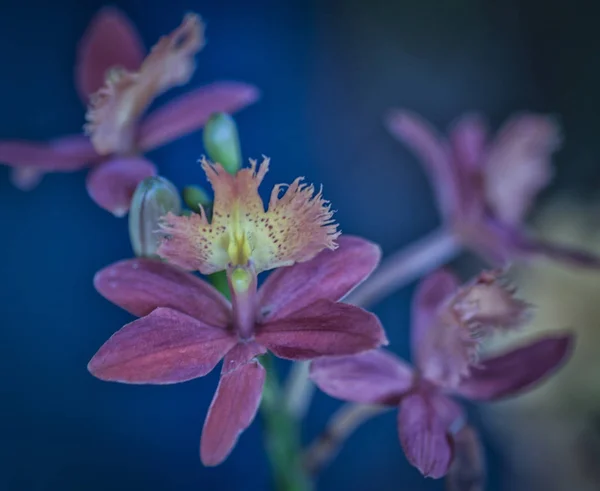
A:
[129,176,182,257]
[183,185,211,213]
[203,112,242,174]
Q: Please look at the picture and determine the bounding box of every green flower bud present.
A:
[129,176,182,258]
[203,112,242,174]
[183,185,211,213]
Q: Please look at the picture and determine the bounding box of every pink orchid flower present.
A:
[310,269,572,478]
[89,157,388,466]
[386,110,600,267]
[0,8,258,216]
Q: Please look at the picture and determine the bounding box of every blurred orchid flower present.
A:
[386,110,600,267]
[88,159,387,465]
[310,269,572,479]
[0,8,259,216]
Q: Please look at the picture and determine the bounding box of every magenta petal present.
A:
[455,334,573,401]
[86,157,157,216]
[310,350,413,404]
[509,229,600,268]
[258,235,381,321]
[88,307,236,384]
[386,110,460,219]
[75,7,145,102]
[412,269,460,368]
[398,391,463,479]
[447,425,486,491]
[0,136,97,171]
[224,342,267,371]
[138,82,260,151]
[200,356,265,466]
[94,258,231,327]
[255,299,387,361]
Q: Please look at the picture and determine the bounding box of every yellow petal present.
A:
[158,157,340,274]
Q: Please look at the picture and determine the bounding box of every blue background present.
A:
[1,0,598,490]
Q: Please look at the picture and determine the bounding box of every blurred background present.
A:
[1,0,600,490]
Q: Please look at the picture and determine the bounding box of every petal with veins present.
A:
[200,356,265,466]
[88,307,236,384]
[397,391,463,479]
[258,235,381,321]
[256,299,387,360]
[94,258,231,326]
[455,333,573,401]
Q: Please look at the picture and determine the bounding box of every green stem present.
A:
[259,354,313,491]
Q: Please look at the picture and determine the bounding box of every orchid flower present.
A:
[386,110,600,267]
[310,269,573,478]
[88,158,388,466]
[0,8,258,216]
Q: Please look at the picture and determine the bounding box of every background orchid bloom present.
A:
[89,235,386,466]
[310,269,573,479]
[0,7,259,216]
[386,110,600,268]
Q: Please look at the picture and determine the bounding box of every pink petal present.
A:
[88,307,236,384]
[449,113,488,171]
[255,299,387,361]
[397,391,463,479]
[447,425,486,491]
[138,82,260,151]
[455,334,573,401]
[224,341,267,371]
[94,258,231,327]
[258,235,381,321]
[412,269,460,370]
[0,135,97,171]
[483,113,560,225]
[76,7,145,102]
[200,354,265,466]
[85,157,157,216]
[310,350,413,404]
[10,167,45,191]
[509,229,600,268]
[386,109,460,219]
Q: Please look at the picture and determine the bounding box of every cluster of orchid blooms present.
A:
[2,8,599,491]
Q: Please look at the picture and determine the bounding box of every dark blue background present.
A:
[1,0,598,489]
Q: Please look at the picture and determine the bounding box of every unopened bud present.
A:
[129,176,182,257]
[203,112,242,174]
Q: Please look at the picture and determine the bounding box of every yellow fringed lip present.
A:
[157,156,340,275]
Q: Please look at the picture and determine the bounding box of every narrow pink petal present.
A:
[255,299,387,361]
[455,334,573,401]
[138,82,260,151]
[200,355,265,466]
[76,7,145,102]
[94,258,231,327]
[86,157,157,216]
[449,113,488,171]
[88,307,236,384]
[483,113,560,225]
[10,167,45,191]
[386,109,460,219]
[397,391,463,478]
[258,235,381,321]
[412,269,460,369]
[0,135,97,171]
[447,425,486,491]
[509,229,600,268]
[224,341,267,371]
[310,350,413,405]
